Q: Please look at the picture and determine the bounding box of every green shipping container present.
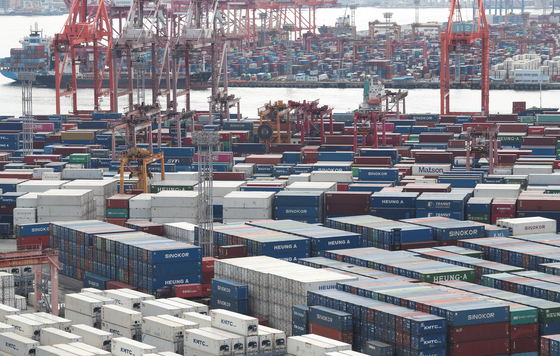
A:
[504,177,527,189]
[519,116,535,123]
[419,269,476,284]
[69,153,92,163]
[497,134,523,144]
[466,213,490,223]
[106,208,129,219]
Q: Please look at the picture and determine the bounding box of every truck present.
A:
[39,328,83,346]
[101,305,142,328]
[210,309,258,336]
[0,332,39,356]
[111,337,157,356]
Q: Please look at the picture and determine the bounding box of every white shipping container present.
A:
[16,193,39,208]
[111,337,157,356]
[64,310,99,328]
[183,329,230,356]
[36,345,77,356]
[41,173,62,181]
[0,303,20,321]
[65,294,103,316]
[154,315,198,330]
[115,289,155,302]
[101,305,141,327]
[165,298,207,314]
[52,344,94,356]
[222,192,275,209]
[39,328,83,346]
[309,171,353,183]
[32,169,54,180]
[210,309,258,336]
[0,332,39,356]
[513,165,553,175]
[200,327,251,356]
[4,315,42,339]
[142,316,184,341]
[158,352,182,356]
[0,321,15,333]
[528,173,560,185]
[181,313,211,327]
[101,322,140,341]
[258,326,286,350]
[140,334,180,353]
[497,217,557,236]
[60,170,104,180]
[37,190,93,207]
[223,207,272,220]
[80,288,103,295]
[33,313,71,332]
[102,290,142,310]
[16,181,68,193]
[286,182,337,192]
[148,300,194,314]
[411,164,451,176]
[473,184,522,198]
[287,336,338,356]
[256,330,272,352]
[80,293,115,306]
[183,350,214,356]
[18,315,57,330]
[67,342,111,356]
[300,334,351,351]
[70,324,112,349]
[140,301,182,318]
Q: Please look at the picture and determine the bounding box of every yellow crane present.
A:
[118,147,166,194]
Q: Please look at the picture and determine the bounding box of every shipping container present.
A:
[39,328,83,345]
[69,324,112,350]
[111,337,157,356]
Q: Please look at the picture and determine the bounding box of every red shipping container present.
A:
[337,184,349,191]
[24,155,61,165]
[449,338,510,356]
[0,172,33,179]
[418,133,454,143]
[492,199,517,214]
[326,204,369,215]
[106,281,138,291]
[245,154,283,165]
[308,323,353,344]
[354,157,392,165]
[106,194,134,209]
[326,192,370,205]
[172,283,203,298]
[202,284,211,296]
[17,234,49,248]
[218,245,247,259]
[213,172,246,181]
[0,204,15,214]
[528,126,545,135]
[104,218,127,227]
[203,271,214,285]
[254,317,268,327]
[510,337,538,353]
[52,146,90,156]
[268,143,301,153]
[517,196,560,211]
[202,257,216,272]
[448,322,509,343]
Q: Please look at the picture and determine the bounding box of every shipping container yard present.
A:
[5,0,560,354]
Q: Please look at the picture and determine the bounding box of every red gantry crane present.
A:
[440,0,490,115]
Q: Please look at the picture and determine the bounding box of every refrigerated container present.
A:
[140,334,180,353]
[256,330,272,352]
[51,344,94,356]
[101,305,141,327]
[0,321,15,332]
[0,304,20,320]
[39,328,83,346]
[0,332,39,356]
[114,289,155,302]
[33,313,72,332]
[142,316,184,341]
[181,313,211,327]
[102,290,142,310]
[140,301,182,318]
[36,345,77,356]
[80,288,103,295]
[166,299,207,314]
[158,352,182,356]
[101,322,140,341]
[18,315,57,330]
[64,294,103,316]
[79,293,115,306]
[154,300,195,313]
[111,337,157,356]
[287,336,338,356]
[200,327,255,356]
[183,329,230,356]
[258,326,286,351]
[210,309,258,336]
[64,310,99,328]
[154,315,198,330]
[299,334,351,351]
[4,315,42,339]
[69,325,112,350]
[67,343,111,356]
[496,216,557,235]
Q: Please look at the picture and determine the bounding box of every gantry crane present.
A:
[289,100,333,144]
[52,0,114,115]
[0,247,61,315]
[465,127,498,174]
[440,0,490,115]
[257,101,293,150]
[118,147,166,194]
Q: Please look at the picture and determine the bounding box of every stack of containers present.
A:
[466,197,493,223]
[292,305,309,336]
[308,306,353,344]
[128,194,154,220]
[50,220,202,293]
[151,191,198,224]
[210,278,249,314]
[214,256,358,334]
[141,315,185,353]
[415,192,469,220]
[105,194,134,225]
[37,189,96,222]
[64,293,107,328]
[370,192,419,220]
[357,168,400,185]
[202,257,215,296]
[207,181,245,223]
[62,180,118,220]
[401,217,486,243]
[274,191,324,223]
[0,272,15,307]
[222,191,275,223]
[0,192,27,231]
[247,220,362,257]
[496,216,557,235]
[69,153,92,168]
[163,222,196,244]
[211,224,310,262]
[0,332,39,356]
[325,192,370,218]
[492,198,517,223]
[69,324,113,350]
[102,304,142,340]
[124,221,164,236]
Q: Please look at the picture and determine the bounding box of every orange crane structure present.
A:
[440,0,490,115]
